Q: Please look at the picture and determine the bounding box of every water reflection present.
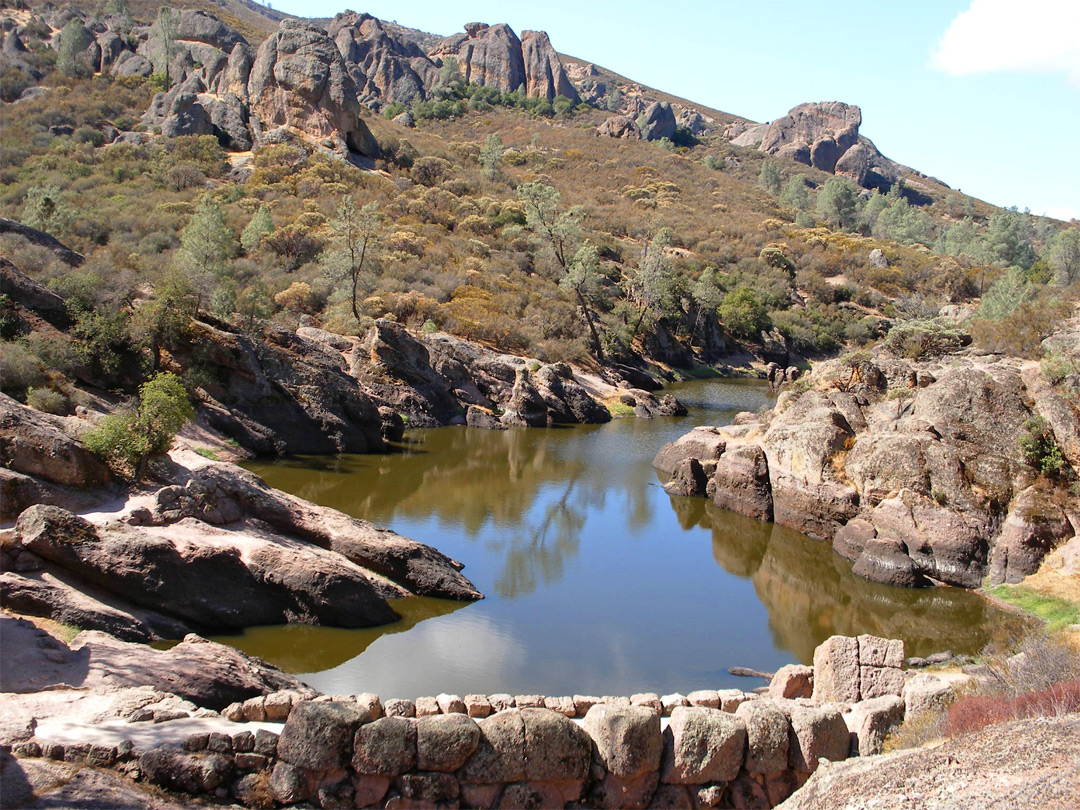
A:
[231,378,1018,698]
[672,497,1018,661]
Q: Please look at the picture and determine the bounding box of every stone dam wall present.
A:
[13,634,966,809]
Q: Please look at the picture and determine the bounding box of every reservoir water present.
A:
[223,378,1013,698]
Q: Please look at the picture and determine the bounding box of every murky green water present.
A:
[221,378,1015,698]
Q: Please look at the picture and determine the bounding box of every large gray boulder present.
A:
[277,700,368,770]
[639,101,677,141]
[660,706,746,785]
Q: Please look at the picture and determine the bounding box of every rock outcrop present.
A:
[327,12,438,109]
[430,22,579,102]
[733,101,901,191]
[597,101,677,142]
[656,349,1079,589]
[1,397,482,641]
[247,20,378,156]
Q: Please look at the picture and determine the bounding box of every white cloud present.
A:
[932,0,1080,87]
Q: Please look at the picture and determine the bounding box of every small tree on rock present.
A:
[83,372,194,481]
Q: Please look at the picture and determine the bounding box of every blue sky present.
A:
[271,0,1079,221]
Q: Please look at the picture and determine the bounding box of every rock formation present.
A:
[656,348,1079,590]
[327,12,438,109]
[246,20,378,156]
[430,22,579,102]
[597,101,677,142]
[731,101,901,191]
[1,394,483,640]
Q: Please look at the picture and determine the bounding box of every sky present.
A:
[271,0,1079,222]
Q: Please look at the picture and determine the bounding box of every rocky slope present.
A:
[781,713,1080,810]
[655,341,1080,590]
[1,394,483,639]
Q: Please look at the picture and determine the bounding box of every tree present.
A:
[1049,228,1080,286]
[241,205,274,253]
[177,196,238,314]
[479,132,503,181]
[758,159,782,195]
[518,180,605,360]
[718,286,770,340]
[21,186,74,237]
[986,207,1036,269]
[56,19,94,77]
[156,7,178,87]
[321,196,381,323]
[816,177,859,231]
[83,372,193,481]
[780,175,812,211]
[626,229,678,340]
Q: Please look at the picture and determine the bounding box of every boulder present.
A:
[711,443,773,520]
[812,635,860,704]
[0,394,110,494]
[768,664,814,699]
[989,486,1074,585]
[278,699,369,771]
[845,695,904,756]
[139,748,234,795]
[639,102,677,142]
[653,427,726,475]
[522,707,591,781]
[660,706,746,785]
[584,704,662,778]
[736,699,790,774]
[902,673,956,717]
[353,716,416,775]
[416,712,481,771]
[597,114,641,139]
[14,503,404,631]
[759,102,861,173]
[783,703,850,771]
[459,709,526,784]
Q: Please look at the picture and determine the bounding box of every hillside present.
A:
[0,0,1076,446]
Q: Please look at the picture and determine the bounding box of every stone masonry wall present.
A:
[13,635,941,809]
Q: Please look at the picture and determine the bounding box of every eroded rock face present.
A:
[653,350,1078,590]
[741,101,900,190]
[248,20,379,156]
[328,12,438,109]
[430,22,578,102]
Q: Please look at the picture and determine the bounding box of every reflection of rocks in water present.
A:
[212,596,469,673]
[696,501,1018,663]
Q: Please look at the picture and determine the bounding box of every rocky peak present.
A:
[431,21,577,102]
[246,19,378,156]
[520,30,579,102]
[327,11,438,109]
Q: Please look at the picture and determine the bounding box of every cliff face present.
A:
[655,346,1080,591]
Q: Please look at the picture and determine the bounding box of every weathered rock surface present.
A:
[0,614,307,710]
[655,350,1078,589]
[431,22,578,103]
[2,402,481,639]
[783,714,1080,810]
[328,12,438,109]
[248,19,379,156]
[736,101,901,191]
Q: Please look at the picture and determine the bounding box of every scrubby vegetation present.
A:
[1,1,1077,423]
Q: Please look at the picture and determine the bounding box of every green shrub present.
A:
[1018,416,1065,476]
[83,371,193,479]
[0,341,46,396]
[26,386,68,414]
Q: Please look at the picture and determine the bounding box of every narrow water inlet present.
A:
[223,378,1018,699]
